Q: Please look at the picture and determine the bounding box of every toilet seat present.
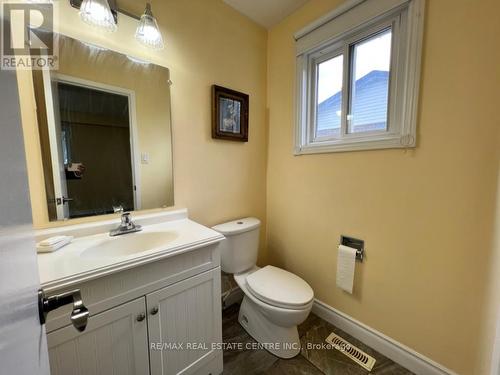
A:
[245,266,314,310]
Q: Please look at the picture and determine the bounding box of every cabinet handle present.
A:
[150,307,159,315]
[136,313,146,322]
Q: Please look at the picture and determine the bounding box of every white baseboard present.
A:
[312,299,458,375]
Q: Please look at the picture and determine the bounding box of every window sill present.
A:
[294,135,415,155]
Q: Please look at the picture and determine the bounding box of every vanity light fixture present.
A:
[79,0,117,32]
[135,3,164,50]
[72,0,164,49]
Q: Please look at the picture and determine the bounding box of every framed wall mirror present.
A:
[32,33,174,222]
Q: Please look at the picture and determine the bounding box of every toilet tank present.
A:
[212,218,260,274]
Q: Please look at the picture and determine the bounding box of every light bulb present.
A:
[135,3,164,50]
[79,0,117,32]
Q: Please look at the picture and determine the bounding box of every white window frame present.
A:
[294,0,425,154]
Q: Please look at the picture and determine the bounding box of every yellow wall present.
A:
[18,0,269,259]
[266,0,500,374]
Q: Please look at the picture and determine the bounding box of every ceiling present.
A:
[223,0,309,29]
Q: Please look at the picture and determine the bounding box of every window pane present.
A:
[316,54,343,138]
[348,29,392,133]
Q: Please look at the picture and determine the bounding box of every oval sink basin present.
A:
[81,231,178,259]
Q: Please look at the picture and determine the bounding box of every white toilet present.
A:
[213,218,314,359]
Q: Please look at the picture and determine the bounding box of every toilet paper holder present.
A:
[340,235,364,262]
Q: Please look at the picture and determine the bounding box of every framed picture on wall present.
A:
[212,85,249,142]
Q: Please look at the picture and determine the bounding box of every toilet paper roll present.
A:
[336,244,357,294]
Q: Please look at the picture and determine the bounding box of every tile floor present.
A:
[222,303,414,374]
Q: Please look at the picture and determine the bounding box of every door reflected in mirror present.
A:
[32,34,174,221]
[58,81,136,218]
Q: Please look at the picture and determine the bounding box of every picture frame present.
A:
[212,85,249,142]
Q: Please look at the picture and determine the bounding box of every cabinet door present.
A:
[47,297,150,375]
[147,268,222,375]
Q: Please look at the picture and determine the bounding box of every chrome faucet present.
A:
[110,212,142,236]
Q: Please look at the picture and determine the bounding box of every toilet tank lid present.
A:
[212,217,260,235]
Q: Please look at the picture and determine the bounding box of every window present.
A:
[348,29,391,134]
[316,54,343,139]
[295,0,424,154]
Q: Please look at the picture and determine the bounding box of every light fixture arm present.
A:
[70,0,141,22]
[144,3,153,17]
[71,0,164,49]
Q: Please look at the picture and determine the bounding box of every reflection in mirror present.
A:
[32,34,174,222]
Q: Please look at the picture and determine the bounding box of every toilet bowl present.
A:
[212,218,314,359]
[234,266,313,358]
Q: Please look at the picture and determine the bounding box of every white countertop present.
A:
[37,211,224,290]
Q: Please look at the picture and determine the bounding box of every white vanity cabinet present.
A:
[47,298,150,375]
[43,238,224,375]
[147,269,222,375]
